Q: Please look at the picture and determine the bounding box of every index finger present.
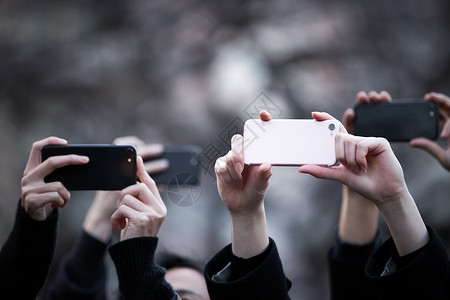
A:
[259,110,272,122]
[231,134,244,174]
[25,137,68,174]
[135,156,160,197]
[29,154,89,180]
[113,136,145,147]
[137,144,164,160]
[311,111,348,134]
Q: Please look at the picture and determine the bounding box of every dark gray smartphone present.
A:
[354,99,439,142]
[42,144,137,190]
[148,146,201,185]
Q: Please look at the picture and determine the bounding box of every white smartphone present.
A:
[243,119,339,166]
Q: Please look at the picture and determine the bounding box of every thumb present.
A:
[298,164,344,183]
[111,209,127,231]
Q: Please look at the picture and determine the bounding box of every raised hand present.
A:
[21,137,89,220]
[84,136,168,243]
[111,156,167,241]
[410,92,450,171]
[300,112,428,255]
[214,111,273,258]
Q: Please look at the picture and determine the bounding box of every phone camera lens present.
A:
[126,148,134,161]
[328,123,336,131]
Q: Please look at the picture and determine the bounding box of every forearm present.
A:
[83,216,111,244]
[83,192,116,244]
[0,201,59,298]
[378,191,429,256]
[230,205,269,259]
[338,186,379,245]
[109,237,176,299]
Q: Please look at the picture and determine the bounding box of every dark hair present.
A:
[114,252,205,300]
[157,252,204,274]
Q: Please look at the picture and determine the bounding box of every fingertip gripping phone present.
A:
[243,119,339,166]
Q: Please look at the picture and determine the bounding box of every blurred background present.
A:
[1,0,450,299]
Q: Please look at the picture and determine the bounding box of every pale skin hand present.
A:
[111,156,167,241]
[215,113,272,258]
[299,112,428,256]
[21,136,89,221]
[410,92,450,172]
[338,91,391,245]
[83,136,168,243]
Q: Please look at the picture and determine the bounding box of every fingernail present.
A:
[151,144,164,153]
[160,159,169,168]
[235,162,244,174]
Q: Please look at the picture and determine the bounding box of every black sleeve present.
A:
[365,225,450,299]
[108,236,176,300]
[204,237,291,300]
[328,229,382,300]
[46,230,108,300]
[0,200,59,299]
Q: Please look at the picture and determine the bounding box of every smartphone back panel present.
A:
[149,146,201,185]
[244,119,338,166]
[354,99,439,142]
[42,145,137,190]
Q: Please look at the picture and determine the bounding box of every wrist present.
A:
[230,205,269,259]
[339,187,379,245]
[378,191,429,256]
[229,203,265,222]
[83,216,112,244]
[375,187,414,216]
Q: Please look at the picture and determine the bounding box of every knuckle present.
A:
[214,157,226,172]
[31,140,41,150]
[44,158,58,169]
[21,175,31,187]
[135,214,149,226]
[146,176,156,187]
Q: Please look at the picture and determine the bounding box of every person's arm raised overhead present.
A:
[108,156,178,300]
[204,110,290,300]
[299,112,428,256]
[46,135,168,299]
[0,136,88,299]
[328,91,391,300]
[337,90,391,245]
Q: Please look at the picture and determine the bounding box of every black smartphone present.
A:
[354,99,439,142]
[148,146,201,185]
[42,145,137,190]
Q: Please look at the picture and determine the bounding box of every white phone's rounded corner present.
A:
[244,118,258,127]
[327,159,339,167]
